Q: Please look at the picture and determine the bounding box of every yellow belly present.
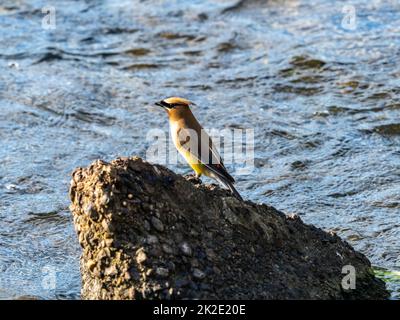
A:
[189,162,206,175]
[179,148,206,176]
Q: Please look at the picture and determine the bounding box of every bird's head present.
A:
[155,97,194,117]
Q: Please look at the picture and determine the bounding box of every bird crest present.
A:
[163,97,192,106]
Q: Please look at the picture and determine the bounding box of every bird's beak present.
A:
[155,101,168,109]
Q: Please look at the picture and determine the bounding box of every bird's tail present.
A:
[214,175,243,201]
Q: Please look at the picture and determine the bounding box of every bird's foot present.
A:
[185,173,202,185]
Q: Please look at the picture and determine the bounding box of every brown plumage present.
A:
[155,97,242,200]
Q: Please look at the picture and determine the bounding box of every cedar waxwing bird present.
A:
[155,97,243,201]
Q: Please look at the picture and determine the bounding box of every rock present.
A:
[136,249,147,264]
[146,235,158,245]
[192,268,206,280]
[69,156,389,300]
[104,265,118,276]
[180,242,192,257]
[151,217,164,232]
[155,267,169,277]
[162,244,174,254]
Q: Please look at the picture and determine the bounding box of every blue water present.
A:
[0,0,399,299]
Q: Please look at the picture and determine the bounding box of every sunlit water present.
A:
[0,0,399,299]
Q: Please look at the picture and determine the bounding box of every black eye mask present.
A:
[156,101,186,109]
[155,100,172,108]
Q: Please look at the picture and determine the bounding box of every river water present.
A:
[0,0,399,299]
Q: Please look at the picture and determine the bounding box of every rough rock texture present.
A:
[69,157,388,300]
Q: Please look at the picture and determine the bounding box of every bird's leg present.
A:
[185,171,202,185]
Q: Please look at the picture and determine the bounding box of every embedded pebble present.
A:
[151,217,164,232]
[146,269,153,276]
[143,220,151,231]
[147,235,159,244]
[180,242,192,256]
[156,267,169,277]
[105,265,118,276]
[86,259,96,271]
[136,249,147,264]
[205,248,216,259]
[101,219,110,232]
[162,244,173,254]
[98,247,111,259]
[193,268,206,279]
[84,203,94,215]
[100,193,110,205]
[105,238,113,247]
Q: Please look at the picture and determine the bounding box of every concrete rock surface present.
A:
[69,157,388,299]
